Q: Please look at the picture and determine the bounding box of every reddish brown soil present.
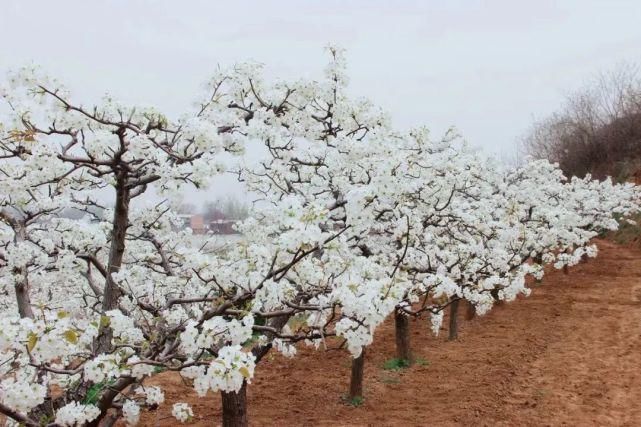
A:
[139,239,641,426]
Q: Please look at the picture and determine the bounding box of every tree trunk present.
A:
[394,308,412,363]
[219,299,293,424]
[85,377,135,427]
[102,175,130,312]
[349,348,365,401]
[13,225,34,319]
[448,298,460,341]
[563,248,571,274]
[15,274,34,319]
[464,300,476,321]
[221,381,248,427]
[96,174,131,354]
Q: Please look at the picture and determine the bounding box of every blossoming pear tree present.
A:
[201,46,417,407]
[388,156,640,360]
[0,60,370,426]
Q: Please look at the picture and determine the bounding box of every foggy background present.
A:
[1,0,640,205]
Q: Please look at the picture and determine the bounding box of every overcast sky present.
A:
[1,0,640,203]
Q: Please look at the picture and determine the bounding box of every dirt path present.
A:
[140,239,641,426]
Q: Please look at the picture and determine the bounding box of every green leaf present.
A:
[83,379,117,405]
[84,383,104,405]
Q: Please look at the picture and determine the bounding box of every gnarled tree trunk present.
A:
[349,348,366,401]
[448,298,460,341]
[96,173,131,354]
[13,224,34,319]
[14,274,34,319]
[221,381,248,427]
[394,308,412,363]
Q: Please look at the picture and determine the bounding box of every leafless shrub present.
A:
[523,63,641,181]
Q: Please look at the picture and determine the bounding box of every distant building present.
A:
[177,213,207,234]
[208,218,236,234]
[190,214,207,234]
[204,209,236,234]
[176,211,238,235]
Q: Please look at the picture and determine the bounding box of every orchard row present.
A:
[0,48,638,426]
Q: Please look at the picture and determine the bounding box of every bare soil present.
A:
[139,239,641,426]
